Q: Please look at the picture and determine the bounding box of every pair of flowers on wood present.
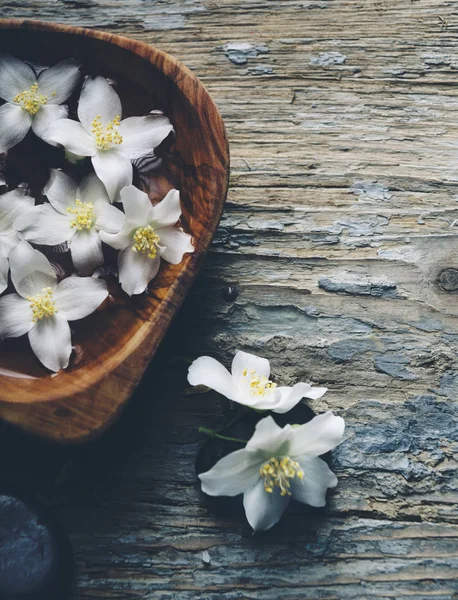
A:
[188,351,345,532]
[0,55,193,372]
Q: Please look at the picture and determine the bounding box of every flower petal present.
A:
[78,76,122,132]
[0,294,34,338]
[156,227,193,265]
[291,456,338,507]
[149,189,182,228]
[55,275,108,321]
[99,222,131,251]
[0,55,36,101]
[69,229,104,276]
[92,149,132,202]
[199,449,261,497]
[119,185,153,225]
[302,386,328,400]
[45,119,96,156]
[117,246,160,296]
[95,203,125,233]
[9,241,57,299]
[43,169,78,214]
[0,103,32,153]
[31,104,68,143]
[0,257,8,294]
[0,188,35,233]
[118,113,173,159]
[243,479,290,532]
[28,314,72,372]
[232,350,271,385]
[288,411,345,458]
[187,356,237,400]
[245,416,292,455]
[78,172,110,206]
[0,231,20,258]
[15,204,73,245]
[37,59,81,104]
[270,382,327,414]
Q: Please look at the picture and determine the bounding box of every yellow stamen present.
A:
[260,457,304,496]
[66,199,95,230]
[91,115,123,150]
[27,287,57,322]
[132,225,160,259]
[242,367,277,396]
[13,83,49,116]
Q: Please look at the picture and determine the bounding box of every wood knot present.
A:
[438,268,458,291]
[222,285,239,302]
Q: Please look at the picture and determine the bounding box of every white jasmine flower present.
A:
[15,169,125,276]
[45,77,174,201]
[188,350,327,413]
[0,55,80,152]
[199,413,345,531]
[100,185,194,296]
[0,241,108,372]
[0,187,35,294]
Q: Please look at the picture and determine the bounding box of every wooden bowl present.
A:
[0,19,229,443]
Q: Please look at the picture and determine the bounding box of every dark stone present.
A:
[0,489,73,600]
[438,268,458,291]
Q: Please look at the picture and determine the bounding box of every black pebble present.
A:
[0,489,73,600]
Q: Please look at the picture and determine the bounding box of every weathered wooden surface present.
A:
[1,0,458,598]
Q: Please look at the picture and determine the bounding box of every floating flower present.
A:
[15,169,125,276]
[45,76,174,201]
[0,55,80,152]
[188,350,327,413]
[100,185,193,296]
[199,413,345,531]
[0,187,35,294]
[0,241,108,372]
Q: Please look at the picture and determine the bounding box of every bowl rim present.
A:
[0,19,230,405]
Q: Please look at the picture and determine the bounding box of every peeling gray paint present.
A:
[336,396,457,481]
[319,277,402,298]
[328,339,377,362]
[337,215,389,237]
[350,181,393,202]
[422,53,458,69]
[310,52,347,66]
[374,353,416,380]
[246,219,284,231]
[227,304,373,340]
[249,64,274,75]
[377,245,420,263]
[212,229,260,248]
[223,42,270,65]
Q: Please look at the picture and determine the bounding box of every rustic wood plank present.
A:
[2,0,458,598]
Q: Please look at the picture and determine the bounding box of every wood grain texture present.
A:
[0,20,229,442]
[1,0,458,598]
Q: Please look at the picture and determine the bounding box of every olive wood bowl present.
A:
[0,19,229,443]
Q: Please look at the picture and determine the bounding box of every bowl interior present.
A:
[0,24,228,403]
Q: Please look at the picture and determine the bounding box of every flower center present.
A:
[27,287,57,322]
[91,115,123,150]
[13,83,51,116]
[67,199,95,230]
[132,225,160,259]
[260,456,304,496]
[242,368,277,396]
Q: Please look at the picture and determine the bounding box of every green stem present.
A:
[199,427,248,444]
